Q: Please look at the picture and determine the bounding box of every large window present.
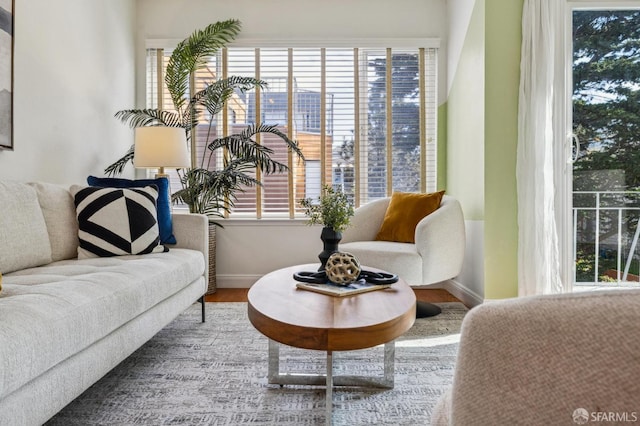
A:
[147,44,438,217]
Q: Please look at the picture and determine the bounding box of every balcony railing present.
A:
[573,191,640,287]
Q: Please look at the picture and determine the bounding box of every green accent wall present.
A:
[483,0,523,299]
[445,0,523,300]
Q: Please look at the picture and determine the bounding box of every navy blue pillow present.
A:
[87,176,177,244]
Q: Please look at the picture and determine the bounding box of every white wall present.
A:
[0,0,136,184]
[443,0,485,302]
[444,221,484,306]
[136,0,452,288]
[215,220,324,287]
[447,0,477,95]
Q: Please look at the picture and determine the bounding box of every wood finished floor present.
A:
[205,288,463,305]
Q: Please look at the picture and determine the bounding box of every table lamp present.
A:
[134,126,190,178]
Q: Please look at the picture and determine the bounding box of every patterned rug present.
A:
[46,302,467,426]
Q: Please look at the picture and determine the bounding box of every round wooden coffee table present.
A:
[247,264,416,425]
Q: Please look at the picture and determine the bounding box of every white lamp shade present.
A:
[134,127,190,169]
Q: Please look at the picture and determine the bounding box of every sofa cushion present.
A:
[0,181,53,274]
[71,185,167,259]
[375,191,445,243]
[340,240,423,285]
[28,182,79,262]
[87,176,177,245]
[0,248,205,400]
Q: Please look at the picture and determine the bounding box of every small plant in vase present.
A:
[300,185,355,271]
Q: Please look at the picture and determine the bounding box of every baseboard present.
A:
[216,274,261,288]
[218,274,486,309]
[442,279,484,308]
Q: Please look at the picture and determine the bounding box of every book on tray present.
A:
[295,279,392,297]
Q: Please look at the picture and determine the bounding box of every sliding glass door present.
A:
[570,5,640,289]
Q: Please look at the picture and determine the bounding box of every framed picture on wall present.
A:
[0,0,14,150]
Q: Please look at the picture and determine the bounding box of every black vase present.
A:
[318,226,342,271]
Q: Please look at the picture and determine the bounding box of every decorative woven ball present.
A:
[325,252,361,285]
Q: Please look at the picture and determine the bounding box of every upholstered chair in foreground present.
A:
[340,194,465,317]
[431,289,640,425]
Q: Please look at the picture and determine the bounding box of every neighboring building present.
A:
[198,79,334,214]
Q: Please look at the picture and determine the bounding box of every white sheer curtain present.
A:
[516,0,564,296]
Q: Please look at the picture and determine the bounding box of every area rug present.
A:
[46,302,467,426]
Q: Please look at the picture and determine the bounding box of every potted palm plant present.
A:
[105,20,304,295]
[105,19,304,222]
[300,185,355,270]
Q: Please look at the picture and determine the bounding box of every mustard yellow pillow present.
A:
[375,191,445,243]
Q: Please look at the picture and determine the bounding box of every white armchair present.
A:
[340,195,465,316]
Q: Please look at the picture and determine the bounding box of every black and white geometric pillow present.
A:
[72,185,168,259]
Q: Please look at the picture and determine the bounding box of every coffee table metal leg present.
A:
[267,338,394,425]
[268,339,280,385]
[267,339,395,388]
[383,340,395,386]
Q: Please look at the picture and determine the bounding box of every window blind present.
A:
[146,45,438,217]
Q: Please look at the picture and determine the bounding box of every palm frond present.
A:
[191,76,267,117]
[219,158,263,188]
[210,135,288,174]
[182,105,205,133]
[114,109,184,128]
[207,123,304,174]
[165,20,242,113]
[104,145,134,176]
[239,123,305,160]
[208,134,275,157]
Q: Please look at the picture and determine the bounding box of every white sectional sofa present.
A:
[0,181,208,426]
